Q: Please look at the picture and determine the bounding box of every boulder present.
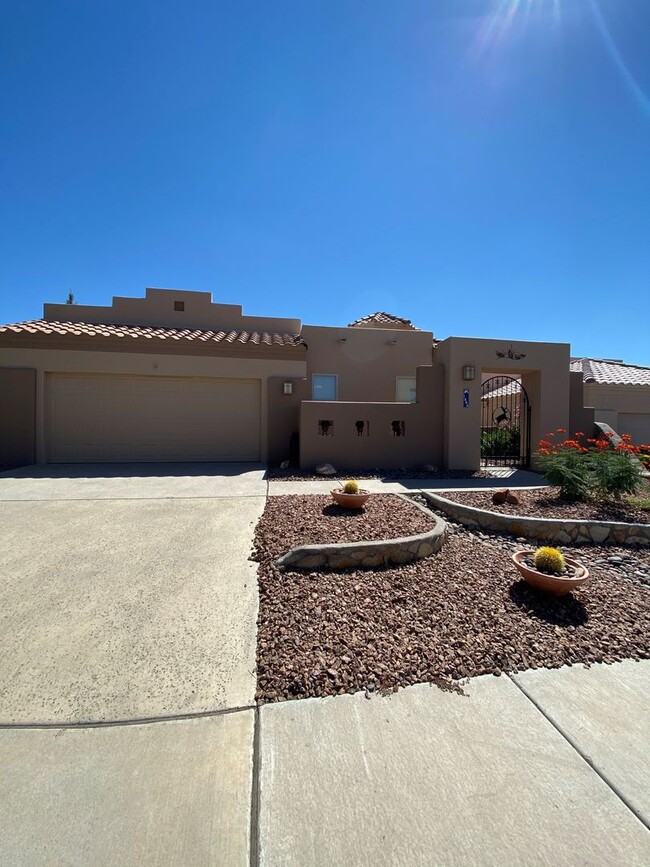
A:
[315,463,337,476]
[492,489,508,505]
[505,490,520,505]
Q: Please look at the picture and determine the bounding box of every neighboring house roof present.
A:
[0,319,305,347]
[570,357,650,387]
[348,311,418,329]
[482,379,522,399]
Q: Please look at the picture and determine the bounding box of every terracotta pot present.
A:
[512,550,589,596]
[331,489,371,509]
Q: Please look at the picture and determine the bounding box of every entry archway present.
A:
[480,375,531,468]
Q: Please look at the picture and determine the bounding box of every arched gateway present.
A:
[480,375,531,468]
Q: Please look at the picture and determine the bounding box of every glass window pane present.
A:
[312,375,337,400]
[396,377,416,403]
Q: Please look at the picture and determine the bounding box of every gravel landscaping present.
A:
[254,494,650,704]
[443,487,650,525]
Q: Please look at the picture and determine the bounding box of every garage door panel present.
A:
[46,374,261,462]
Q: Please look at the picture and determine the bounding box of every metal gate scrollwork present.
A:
[480,375,531,468]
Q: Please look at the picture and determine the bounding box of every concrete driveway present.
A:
[0,464,266,723]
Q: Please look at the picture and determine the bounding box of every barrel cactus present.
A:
[343,479,360,494]
[533,546,565,575]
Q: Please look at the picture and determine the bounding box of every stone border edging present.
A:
[421,491,650,547]
[275,494,447,571]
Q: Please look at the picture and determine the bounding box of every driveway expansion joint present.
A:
[507,673,650,833]
[249,706,262,867]
[0,703,256,731]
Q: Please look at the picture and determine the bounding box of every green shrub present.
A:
[481,426,520,458]
[587,450,644,501]
[536,431,644,502]
[536,446,591,501]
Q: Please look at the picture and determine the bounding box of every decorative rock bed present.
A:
[422,492,650,547]
[275,495,447,571]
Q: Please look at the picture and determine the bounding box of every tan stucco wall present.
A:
[43,287,301,334]
[437,337,571,470]
[267,376,311,465]
[299,365,444,470]
[301,324,435,402]
[584,383,650,444]
[0,368,36,469]
[583,383,650,416]
[569,371,596,438]
[0,347,306,463]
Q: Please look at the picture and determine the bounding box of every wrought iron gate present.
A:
[480,375,531,468]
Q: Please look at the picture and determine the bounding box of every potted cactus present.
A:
[512,546,589,596]
[331,479,371,509]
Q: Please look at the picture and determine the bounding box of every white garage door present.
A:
[46,373,261,462]
[618,413,650,447]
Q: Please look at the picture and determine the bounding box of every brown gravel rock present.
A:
[254,495,650,705]
[445,487,650,525]
[251,494,436,564]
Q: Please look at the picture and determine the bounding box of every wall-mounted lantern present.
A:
[283,381,293,395]
[338,336,347,343]
[387,339,397,345]
[462,365,476,381]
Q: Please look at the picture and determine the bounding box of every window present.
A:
[396,376,416,403]
[174,301,185,312]
[312,374,337,400]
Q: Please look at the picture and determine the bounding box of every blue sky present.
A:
[1,0,649,363]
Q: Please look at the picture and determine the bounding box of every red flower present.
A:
[621,434,632,443]
[556,428,566,433]
[574,431,585,438]
[538,440,551,448]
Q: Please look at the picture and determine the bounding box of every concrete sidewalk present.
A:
[268,467,549,496]
[0,462,268,500]
[2,661,647,865]
[258,663,650,866]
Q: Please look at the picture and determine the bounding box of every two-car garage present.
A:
[45,373,262,462]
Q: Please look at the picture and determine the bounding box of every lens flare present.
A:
[589,0,650,116]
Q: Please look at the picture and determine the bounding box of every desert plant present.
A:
[533,547,565,575]
[587,448,644,501]
[536,434,591,501]
[343,479,360,494]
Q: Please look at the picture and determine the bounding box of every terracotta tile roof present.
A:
[570,357,650,387]
[348,311,416,329]
[0,319,305,347]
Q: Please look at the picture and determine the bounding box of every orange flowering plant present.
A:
[535,430,645,501]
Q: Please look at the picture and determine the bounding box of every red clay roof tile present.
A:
[348,311,416,328]
[570,357,650,387]
[0,319,305,348]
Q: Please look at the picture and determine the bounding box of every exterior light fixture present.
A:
[338,337,347,343]
[387,339,397,345]
[462,365,476,381]
[283,381,293,395]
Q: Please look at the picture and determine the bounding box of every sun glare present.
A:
[475,0,650,117]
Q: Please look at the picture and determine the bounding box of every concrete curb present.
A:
[421,491,650,547]
[275,494,447,571]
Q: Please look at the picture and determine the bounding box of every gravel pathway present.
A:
[254,495,650,704]
[443,487,650,524]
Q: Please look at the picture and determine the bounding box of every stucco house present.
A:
[0,286,633,472]
[570,357,650,446]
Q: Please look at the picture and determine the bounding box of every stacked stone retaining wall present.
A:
[422,492,650,547]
